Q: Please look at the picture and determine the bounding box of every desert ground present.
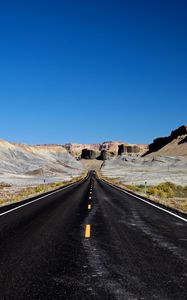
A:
[101,156,187,186]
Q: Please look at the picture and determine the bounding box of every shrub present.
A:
[146,183,174,198]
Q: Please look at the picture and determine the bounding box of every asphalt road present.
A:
[0,171,186,299]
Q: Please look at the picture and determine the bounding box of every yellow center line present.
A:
[90,191,92,194]
[88,204,91,209]
[85,224,91,238]
[89,196,92,199]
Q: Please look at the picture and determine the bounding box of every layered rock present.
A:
[118,144,147,156]
[65,141,147,160]
[99,142,121,154]
[0,140,83,177]
[178,136,187,144]
[81,149,98,159]
[98,150,115,160]
[144,125,187,156]
[65,143,100,158]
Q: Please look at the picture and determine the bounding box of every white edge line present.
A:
[0,176,86,217]
[101,179,187,223]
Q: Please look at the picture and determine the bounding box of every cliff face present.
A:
[100,142,121,154]
[81,149,98,159]
[144,125,187,158]
[65,143,101,158]
[65,141,148,160]
[179,135,187,144]
[118,144,147,156]
[64,125,187,161]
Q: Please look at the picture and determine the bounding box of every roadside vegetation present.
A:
[0,172,87,207]
[99,174,187,214]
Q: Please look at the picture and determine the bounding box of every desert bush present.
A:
[100,173,187,213]
[147,183,174,198]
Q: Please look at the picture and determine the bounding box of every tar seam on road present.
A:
[85,224,91,238]
[102,180,187,223]
[0,178,86,217]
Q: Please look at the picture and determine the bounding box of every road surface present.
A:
[0,171,186,299]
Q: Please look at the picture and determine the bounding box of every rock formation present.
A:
[178,135,187,144]
[98,150,115,160]
[65,143,100,159]
[81,149,98,159]
[0,140,83,177]
[144,125,187,156]
[65,141,148,160]
[118,144,147,156]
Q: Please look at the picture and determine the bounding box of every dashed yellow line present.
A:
[90,191,92,194]
[88,204,91,209]
[85,224,91,238]
[89,196,92,200]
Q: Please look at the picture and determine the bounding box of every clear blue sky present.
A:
[0,0,186,144]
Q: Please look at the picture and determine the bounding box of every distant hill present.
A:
[144,125,187,158]
[64,141,148,159]
[1,124,186,180]
[0,140,83,177]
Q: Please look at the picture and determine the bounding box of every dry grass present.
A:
[0,172,87,207]
[99,173,187,214]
